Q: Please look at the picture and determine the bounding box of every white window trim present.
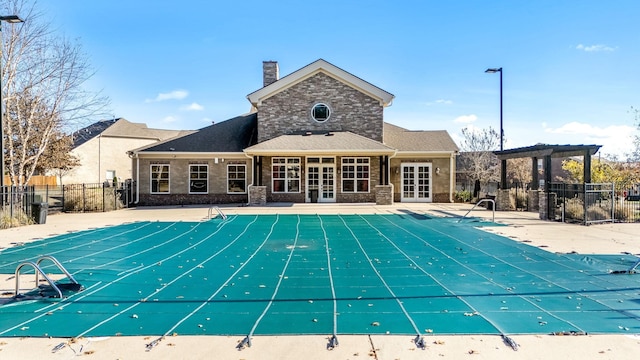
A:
[311,103,331,123]
[150,164,170,194]
[341,157,370,193]
[227,164,247,194]
[272,157,301,193]
[189,164,209,194]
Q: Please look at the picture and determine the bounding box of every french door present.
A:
[306,158,335,203]
[401,163,432,202]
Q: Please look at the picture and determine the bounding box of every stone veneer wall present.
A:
[139,193,247,206]
[257,72,384,143]
[259,155,381,203]
[495,189,511,211]
[375,185,393,205]
[249,185,266,206]
[528,190,540,212]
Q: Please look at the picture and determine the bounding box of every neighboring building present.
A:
[130,59,459,205]
[66,118,188,184]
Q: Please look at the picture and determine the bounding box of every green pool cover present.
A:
[1,213,639,339]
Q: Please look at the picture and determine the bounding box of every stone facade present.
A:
[375,185,393,205]
[249,185,266,206]
[134,157,251,206]
[258,155,381,203]
[257,73,384,143]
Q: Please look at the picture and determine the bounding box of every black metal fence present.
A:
[0,181,136,228]
[547,182,639,224]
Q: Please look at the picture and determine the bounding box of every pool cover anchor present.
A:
[414,335,427,350]
[501,334,519,351]
[327,334,339,350]
[237,335,251,350]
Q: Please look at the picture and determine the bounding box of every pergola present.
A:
[494,144,602,191]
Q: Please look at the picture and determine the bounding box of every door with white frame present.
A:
[401,162,432,202]
[306,157,336,203]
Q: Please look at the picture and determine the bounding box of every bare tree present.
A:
[629,106,640,162]
[1,0,109,187]
[458,126,500,197]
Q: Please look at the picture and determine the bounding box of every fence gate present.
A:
[548,182,615,225]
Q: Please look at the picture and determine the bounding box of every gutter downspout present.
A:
[243,152,254,206]
[135,153,140,204]
[388,150,398,203]
[449,152,457,203]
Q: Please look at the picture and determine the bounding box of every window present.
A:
[342,157,369,193]
[150,165,170,193]
[311,103,330,122]
[227,164,247,193]
[189,165,208,193]
[272,157,300,193]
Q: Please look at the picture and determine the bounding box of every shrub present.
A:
[563,197,584,221]
[63,186,123,212]
[0,208,35,229]
[455,190,472,203]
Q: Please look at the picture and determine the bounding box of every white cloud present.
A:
[181,102,204,111]
[542,121,635,158]
[162,116,178,123]
[145,90,189,103]
[454,114,478,124]
[576,44,616,52]
[426,99,453,106]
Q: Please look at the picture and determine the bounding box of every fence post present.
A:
[82,184,86,212]
[103,182,106,212]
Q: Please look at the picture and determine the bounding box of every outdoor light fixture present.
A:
[0,14,24,189]
[486,66,507,189]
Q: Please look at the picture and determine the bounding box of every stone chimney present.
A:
[263,61,279,87]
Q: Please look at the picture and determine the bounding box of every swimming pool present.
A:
[1,213,639,346]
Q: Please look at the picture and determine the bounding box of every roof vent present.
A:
[325,132,334,136]
[169,147,175,151]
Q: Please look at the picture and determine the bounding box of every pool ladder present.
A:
[207,206,227,220]
[457,198,496,223]
[14,255,81,299]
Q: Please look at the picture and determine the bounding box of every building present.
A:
[66,118,188,184]
[130,59,458,205]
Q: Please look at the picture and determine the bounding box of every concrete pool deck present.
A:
[1,203,640,359]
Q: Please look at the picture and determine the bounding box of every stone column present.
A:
[249,185,267,206]
[495,189,511,211]
[375,185,393,205]
[528,190,540,212]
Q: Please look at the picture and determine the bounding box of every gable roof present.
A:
[383,123,459,153]
[72,118,185,148]
[134,113,258,154]
[244,131,396,156]
[247,59,395,107]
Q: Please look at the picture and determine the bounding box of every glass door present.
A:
[401,163,432,202]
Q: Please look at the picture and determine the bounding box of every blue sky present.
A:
[39,0,639,159]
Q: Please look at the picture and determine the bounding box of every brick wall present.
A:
[257,72,383,143]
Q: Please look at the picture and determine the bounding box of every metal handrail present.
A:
[207,206,227,220]
[15,262,63,298]
[35,255,79,286]
[457,198,496,223]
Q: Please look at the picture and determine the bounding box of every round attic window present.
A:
[311,103,331,122]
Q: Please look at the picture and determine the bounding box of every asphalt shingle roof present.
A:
[139,113,257,153]
[244,130,395,154]
[383,123,459,152]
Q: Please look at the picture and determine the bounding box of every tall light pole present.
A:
[485,67,507,189]
[485,67,503,151]
[0,15,24,189]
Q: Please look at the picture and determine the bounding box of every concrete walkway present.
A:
[1,203,639,359]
